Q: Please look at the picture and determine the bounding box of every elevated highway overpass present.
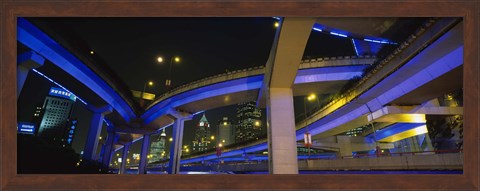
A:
[174,18,463,168]
[16,17,463,174]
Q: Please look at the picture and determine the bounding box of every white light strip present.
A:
[330,32,348,38]
[352,39,360,56]
[32,69,87,105]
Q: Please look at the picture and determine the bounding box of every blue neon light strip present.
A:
[364,38,392,44]
[352,39,359,56]
[103,119,110,126]
[193,111,205,116]
[330,32,348,38]
[311,23,397,45]
[32,69,87,105]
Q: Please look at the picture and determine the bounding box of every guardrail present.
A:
[146,56,376,111]
[339,149,462,159]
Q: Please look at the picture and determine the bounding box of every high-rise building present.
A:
[217,117,234,146]
[149,128,167,163]
[37,87,77,147]
[192,114,211,152]
[235,101,263,143]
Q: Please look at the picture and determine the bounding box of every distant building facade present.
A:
[235,101,263,143]
[217,117,234,146]
[149,128,167,163]
[192,114,211,152]
[37,87,77,147]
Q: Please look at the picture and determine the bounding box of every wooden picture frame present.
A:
[1,1,478,190]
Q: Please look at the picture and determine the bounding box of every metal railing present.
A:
[340,149,463,159]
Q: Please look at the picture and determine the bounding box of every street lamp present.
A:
[303,93,318,159]
[157,56,181,90]
[140,80,154,107]
[303,93,320,120]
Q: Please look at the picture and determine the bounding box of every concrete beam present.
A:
[258,17,316,108]
[368,106,463,122]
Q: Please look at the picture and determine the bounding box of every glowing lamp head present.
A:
[148,81,154,86]
[274,22,279,28]
[157,57,164,63]
[211,135,215,140]
[174,57,181,63]
[223,122,228,126]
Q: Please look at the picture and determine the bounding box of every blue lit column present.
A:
[98,144,106,162]
[138,134,151,174]
[83,105,113,161]
[119,144,130,174]
[167,110,193,174]
[101,131,117,168]
[17,51,45,97]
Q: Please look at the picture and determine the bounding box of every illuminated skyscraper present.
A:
[37,87,77,147]
[149,128,167,163]
[192,114,211,152]
[235,101,262,143]
[217,117,234,146]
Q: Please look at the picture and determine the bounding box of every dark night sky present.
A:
[18,17,356,156]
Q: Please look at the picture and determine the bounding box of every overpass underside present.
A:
[178,18,463,173]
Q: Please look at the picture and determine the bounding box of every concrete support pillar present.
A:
[167,110,193,174]
[98,144,106,162]
[119,144,130,174]
[138,134,151,174]
[17,51,45,98]
[267,88,298,174]
[101,131,116,168]
[337,136,353,157]
[83,105,113,161]
[256,17,315,174]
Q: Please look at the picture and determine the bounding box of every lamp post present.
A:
[140,81,154,107]
[303,93,317,158]
[157,56,181,90]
